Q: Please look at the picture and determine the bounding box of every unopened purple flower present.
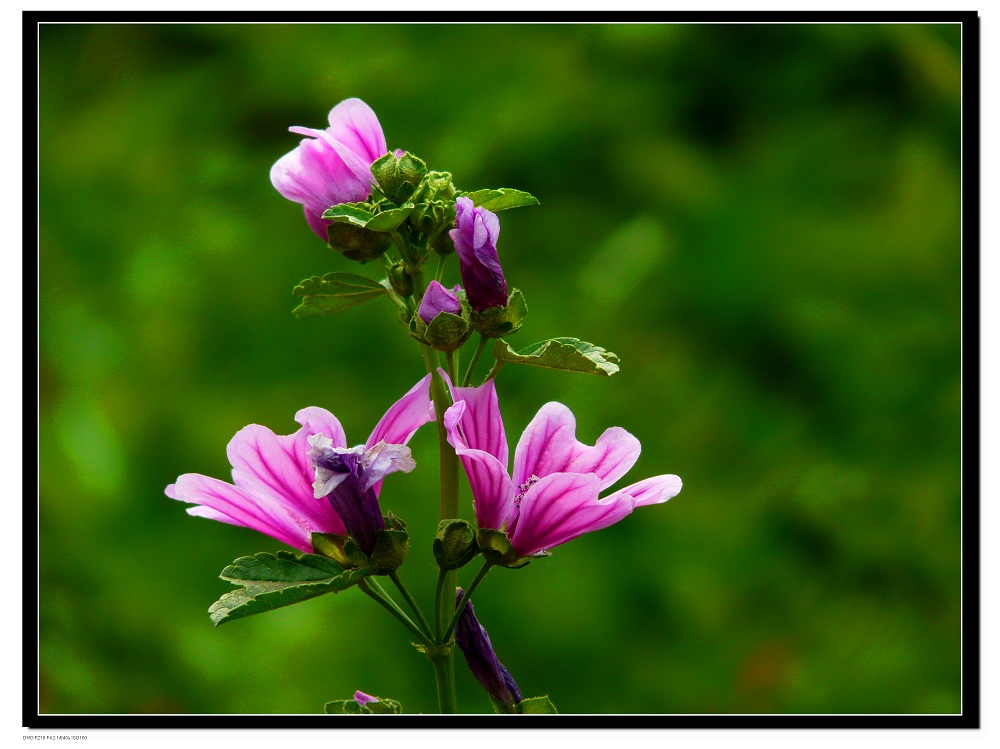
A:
[453,588,522,708]
[167,376,435,553]
[417,280,462,324]
[449,197,508,312]
[307,436,415,555]
[443,378,682,556]
[270,98,388,240]
[353,691,379,706]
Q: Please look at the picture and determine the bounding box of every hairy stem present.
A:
[462,335,490,387]
[388,571,433,641]
[358,579,433,648]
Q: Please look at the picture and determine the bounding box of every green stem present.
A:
[462,335,490,387]
[445,350,458,385]
[358,579,433,648]
[419,342,461,713]
[434,567,447,642]
[483,358,504,383]
[388,571,433,641]
[435,253,446,282]
[429,648,458,714]
[443,561,493,643]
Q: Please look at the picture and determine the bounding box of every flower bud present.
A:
[411,171,458,235]
[417,281,462,324]
[326,222,391,264]
[450,197,508,311]
[387,262,413,297]
[371,150,428,204]
[454,588,522,709]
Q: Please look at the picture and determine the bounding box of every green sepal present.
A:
[310,532,353,569]
[490,696,517,714]
[434,518,480,570]
[516,696,558,714]
[471,289,527,338]
[324,698,403,715]
[343,538,371,569]
[292,273,390,320]
[369,516,410,574]
[366,698,403,714]
[492,337,620,376]
[461,188,539,212]
[209,551,371,626]
[371,151,427,204]
[409,310,472,352]
[476,528,533,569]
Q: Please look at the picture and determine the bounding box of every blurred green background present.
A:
[38,23,961,715]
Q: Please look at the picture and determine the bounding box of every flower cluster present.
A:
[170,97,683,715]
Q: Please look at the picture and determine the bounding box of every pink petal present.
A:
[604,474,683,507]
[166,473,315,552]
[512,403,641,490]
[226,417,347,534]
[365,374,436,449]
[449,378,509,468]
[271,133,369,216]
[444,400,516,530]
[327,98,388,167]
[507,472,633,556]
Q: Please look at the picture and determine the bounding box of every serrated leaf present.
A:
[365,203,415,231]
[367,698,403,714]
[322,202,375,226]
[210,551,371,626]
[517,696,558,714]
[461,188,539,212]
[492,337,620,376]
[292,272,389,320]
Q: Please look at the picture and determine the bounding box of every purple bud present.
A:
[449,197,508,312]
[418,281,463,324]
[393,148,406,158]
[353,690,379,706]
[453,588,522,708]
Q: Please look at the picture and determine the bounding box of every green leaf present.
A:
[492,337,620,376]
[209,551,370,626]
[516,696,558,714]
[322,201,415,233]
[472,288,528,338]
[461,188,539,212]
[292,272,389,320]
[364,203,415,232]
[322,202,375,226]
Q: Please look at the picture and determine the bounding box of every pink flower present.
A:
[270,98,388,240]
[166,375,435,553]
[443,379,682,556]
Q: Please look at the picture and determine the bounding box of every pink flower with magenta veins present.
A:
[443,378,682,556]
[166,375,436,553]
